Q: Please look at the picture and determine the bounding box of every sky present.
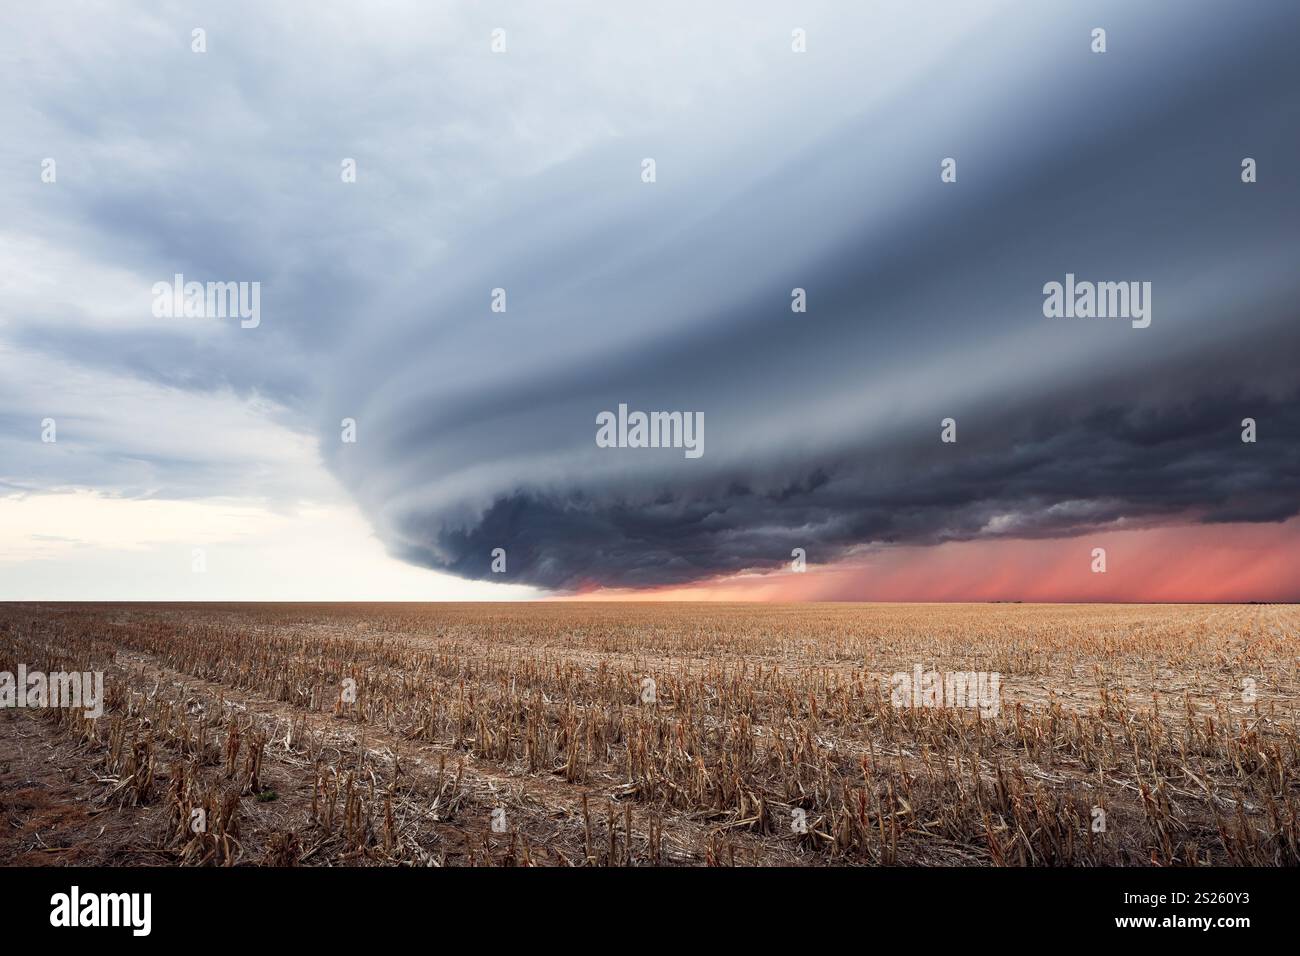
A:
[1,1,1297,602]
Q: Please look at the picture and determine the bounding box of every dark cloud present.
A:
[320,2,1300,590]
[391,373,1300,589]
[3,1,1297,591]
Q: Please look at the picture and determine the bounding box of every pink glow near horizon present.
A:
[569,519,1300,602]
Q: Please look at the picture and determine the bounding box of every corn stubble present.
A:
[1,601,1296,866]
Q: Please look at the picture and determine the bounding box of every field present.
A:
[1,602,1297,867]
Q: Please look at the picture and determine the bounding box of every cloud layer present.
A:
[320,2,1300,589]
[3,1,1298,595]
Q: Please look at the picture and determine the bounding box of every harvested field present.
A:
[1,602,1297,866]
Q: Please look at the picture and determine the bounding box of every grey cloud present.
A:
[319,2,1300,589]
[2,1,1297,588]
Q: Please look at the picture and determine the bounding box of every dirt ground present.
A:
[1,602,1296,866]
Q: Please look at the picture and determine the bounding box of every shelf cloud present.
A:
[3,1,1297,596]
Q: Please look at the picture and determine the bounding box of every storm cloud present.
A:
[3,1,1298,592]
[318,2,1300,588]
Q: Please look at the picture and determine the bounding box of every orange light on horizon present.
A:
[561,518,1300,603]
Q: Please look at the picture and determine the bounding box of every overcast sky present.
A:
[2,1,1297,600]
